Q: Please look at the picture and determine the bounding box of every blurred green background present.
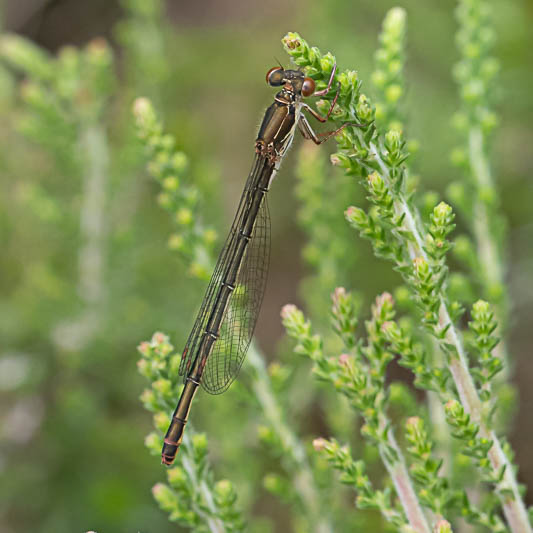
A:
[0,0,532,531]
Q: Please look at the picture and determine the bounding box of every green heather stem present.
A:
[370,139,480,422]
[454,0,509,373]
[139,334,245,530]
[180,434,226,533]
[381,423,431,533]
[376,127,529,533]
[282,298,433,532]
[52,123,110,351]
[371,9,452,477]
[369,141,422,261]
[247,343,333,533]
[79,123,108,306]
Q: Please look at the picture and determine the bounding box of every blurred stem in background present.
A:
[450,0,510,383]
[371,7,407,133]
[115,0,169,104]
[0,35,115,352]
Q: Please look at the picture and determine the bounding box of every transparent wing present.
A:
[178,155,269,383]
[201,196,270,394]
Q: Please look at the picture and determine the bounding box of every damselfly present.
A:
[162,64,353,465]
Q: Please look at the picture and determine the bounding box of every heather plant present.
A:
[134,98,338,533]
[0,2,198,531]
[1,0,531,532]
[278,3,530,532]
[136,2,531,532]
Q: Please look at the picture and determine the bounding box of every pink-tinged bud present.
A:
[152,331,167,345]
[376,292,394,307]
[151,482,165,497]
[313,437,328,451]
[406,416,420,427]
[367,171,381,187]
[333,287,346,299]
[373,292,394,319]
[434,519,452,533]
[338,353,351,366]
[382,291,394,303]
[133,97,150,117]
[345,206,367,226]
[444,400,461,417]
[413,257,425,268]
[138,341,151,356]
[330,154,342,166]
[345,206,357,218]
[280,304,297,320]
[380,321,394,333]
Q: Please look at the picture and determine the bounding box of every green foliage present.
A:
[1,0,531,532]
[450,0,507,315]
[134,98,336,532]
[138,332,245,531]
[281,15,531,533]
[371,7,407,132]
[133,97,216,279]
[283,293,432,532]
[468,300,503,401]
[404,416,452,516]
[313,438,410,531]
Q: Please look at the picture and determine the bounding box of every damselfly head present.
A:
[266,67,316,97]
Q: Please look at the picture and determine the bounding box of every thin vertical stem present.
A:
[79,123,108,306]
[247,343,333,533]
[379,417,431,533]
[468,126,509,372]
[53,123,109,350]
[181,434,226,533]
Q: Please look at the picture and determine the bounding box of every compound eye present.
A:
[266,66,285,86]
[301,77,315,97]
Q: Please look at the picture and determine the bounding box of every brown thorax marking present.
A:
[255,139,279,165]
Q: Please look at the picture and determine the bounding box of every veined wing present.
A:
[178,154,268,380]
[201,194,270,394]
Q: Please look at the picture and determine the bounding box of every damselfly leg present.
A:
[298,63,363,144]
[310,63,341,120]
[313,63,337,97]
[297,114,355,145]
